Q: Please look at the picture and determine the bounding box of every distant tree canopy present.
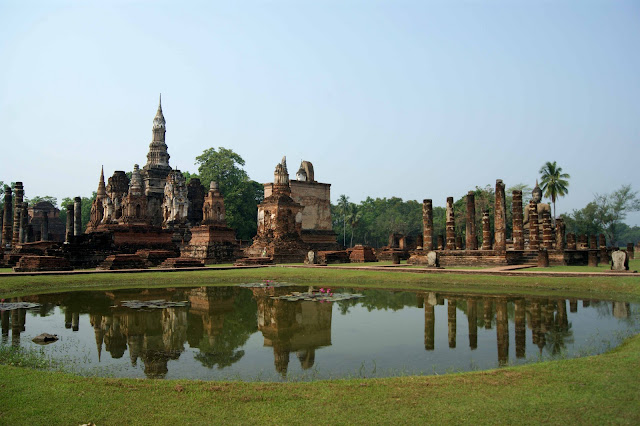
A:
[59,193,96,229]
[195,147,263,240]
[562,184,640,246]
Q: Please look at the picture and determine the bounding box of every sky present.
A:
[1,1,639,224]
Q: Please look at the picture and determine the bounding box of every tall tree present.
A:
[195,147,263,240]
[337,194,350,246]
[346,203,362,248]
[539,161,570,218]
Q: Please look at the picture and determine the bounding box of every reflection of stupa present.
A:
[253,288,332,376]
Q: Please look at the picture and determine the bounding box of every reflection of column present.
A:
[496,299,508,366]
[11,309,25,347]
[65,309,72,329]
[515,299,526,359]
[1,310,10,343]
[424,301,435,351]
[613,302,630,319]
[448,299,456,348]
[556,299,568,332]
[483,298,492,329]
[582,300,590,308]
[467,298,477,350]
[72,312,80,331]
[422,199,433,251]
[569,299,578,313]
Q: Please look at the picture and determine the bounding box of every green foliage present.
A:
[539,161,570,218]
[0,346,54,369]
[25,195,58,208]
[564,185,640,246]
[59,193,96,229]
[195,147,263,240]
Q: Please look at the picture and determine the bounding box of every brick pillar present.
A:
[555,217,565,250]
[422,199,433,251]
[588,250,598,267]
[588,235,597,250]
[599,233,609,264]
[12,182,23,246]
[512,190,524,250]
[466,191,477,250]
[65,204,74,243]
[437,235,444,250]
[537,248,549,267]
[566,233,576,250]
[542,211,553,249]
[528,201,539,250]
[41,213,49,241]
[455,235,463,250]
[627,243,635,260]
[2,186,13,248]
[481,210,492,250]
[599,233,606,249]
[74,197,82,236]
[19,202,28,243]
[445,197,455,250]
[494,179,506,251]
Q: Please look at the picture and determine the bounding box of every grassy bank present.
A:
[0,267,639,424]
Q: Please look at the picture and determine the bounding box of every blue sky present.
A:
[1,1,639,223]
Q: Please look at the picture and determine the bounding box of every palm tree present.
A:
[539,161,570,218]
[347,203,362,247]
[337,194,350,246]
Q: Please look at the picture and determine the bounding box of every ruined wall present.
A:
[264,181,332,232]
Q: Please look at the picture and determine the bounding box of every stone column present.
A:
[2,186,13,248]
[566,233,576,250]
[19,202,28,243]
[12,182,23,247]
[555,217,565,250]
[589,235,597,250]
[627,243,635,260]
[512,190,524,250]
[588,250,598,267]
[455,235,463,250]
[542,211,553,249]
[496,298,509,366]
[422,199,433,251]
[445,197,455,250]
[447,299,457,349]
[481,210,492,250]
[41,213,49,241]
[466,191,477,250]
[65,204,74,243]
[437,235,444,250]
[537,248,549,267]
[467,298,477,350]
[74,197,82,236]
[515,299,526,359]
[528,201,539,250]
[599,233,606,249]
[494,180,506,251]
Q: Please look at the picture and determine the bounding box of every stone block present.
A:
[13,255,73,272]
[611,250,629,271]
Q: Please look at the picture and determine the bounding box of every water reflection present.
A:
[0,288,637,380]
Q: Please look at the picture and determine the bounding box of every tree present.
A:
[539,161,570,218]
[592,185,640,246]
[25,195,58,207]
[337,195,349,246]
[346,203,362,248]
[195,147,263,240]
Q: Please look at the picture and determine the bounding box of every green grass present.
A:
[0,267,639,424]
[528,258,640,272]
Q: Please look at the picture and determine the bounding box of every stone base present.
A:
[13,255,73,272]
[159,257,204,268]
[245,236,308,264]
[300,230,341,251]
[234,257,274,266]
[136,249,178,267]
[376,248,409,261]
[90,224,174,251]
[181,225,241,264]
[97,254,148,270]
[318,250,350,264]
[348,245,377,263]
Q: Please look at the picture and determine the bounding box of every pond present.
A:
[1,284,638,381]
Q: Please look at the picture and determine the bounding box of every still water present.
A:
[1,285,638,381]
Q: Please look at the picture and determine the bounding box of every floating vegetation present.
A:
[0,302,41,311]
[119,300,190,309]
[272,290,364,302]
[238,280,293,288]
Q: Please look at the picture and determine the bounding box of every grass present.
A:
[0,267,639,424]
[528,258,640,272]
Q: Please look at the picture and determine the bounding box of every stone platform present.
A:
[159,257,205,268]
[235,257,274,266]
[348,245,377,263]
[13,255,73,272]
[97,254,148,270]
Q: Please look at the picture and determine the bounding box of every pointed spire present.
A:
[153,93,166,130]
[97,166,107,199]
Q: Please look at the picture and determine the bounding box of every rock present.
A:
[426,251,439,268]
[32,333,58,344]
[611,250,629,271]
